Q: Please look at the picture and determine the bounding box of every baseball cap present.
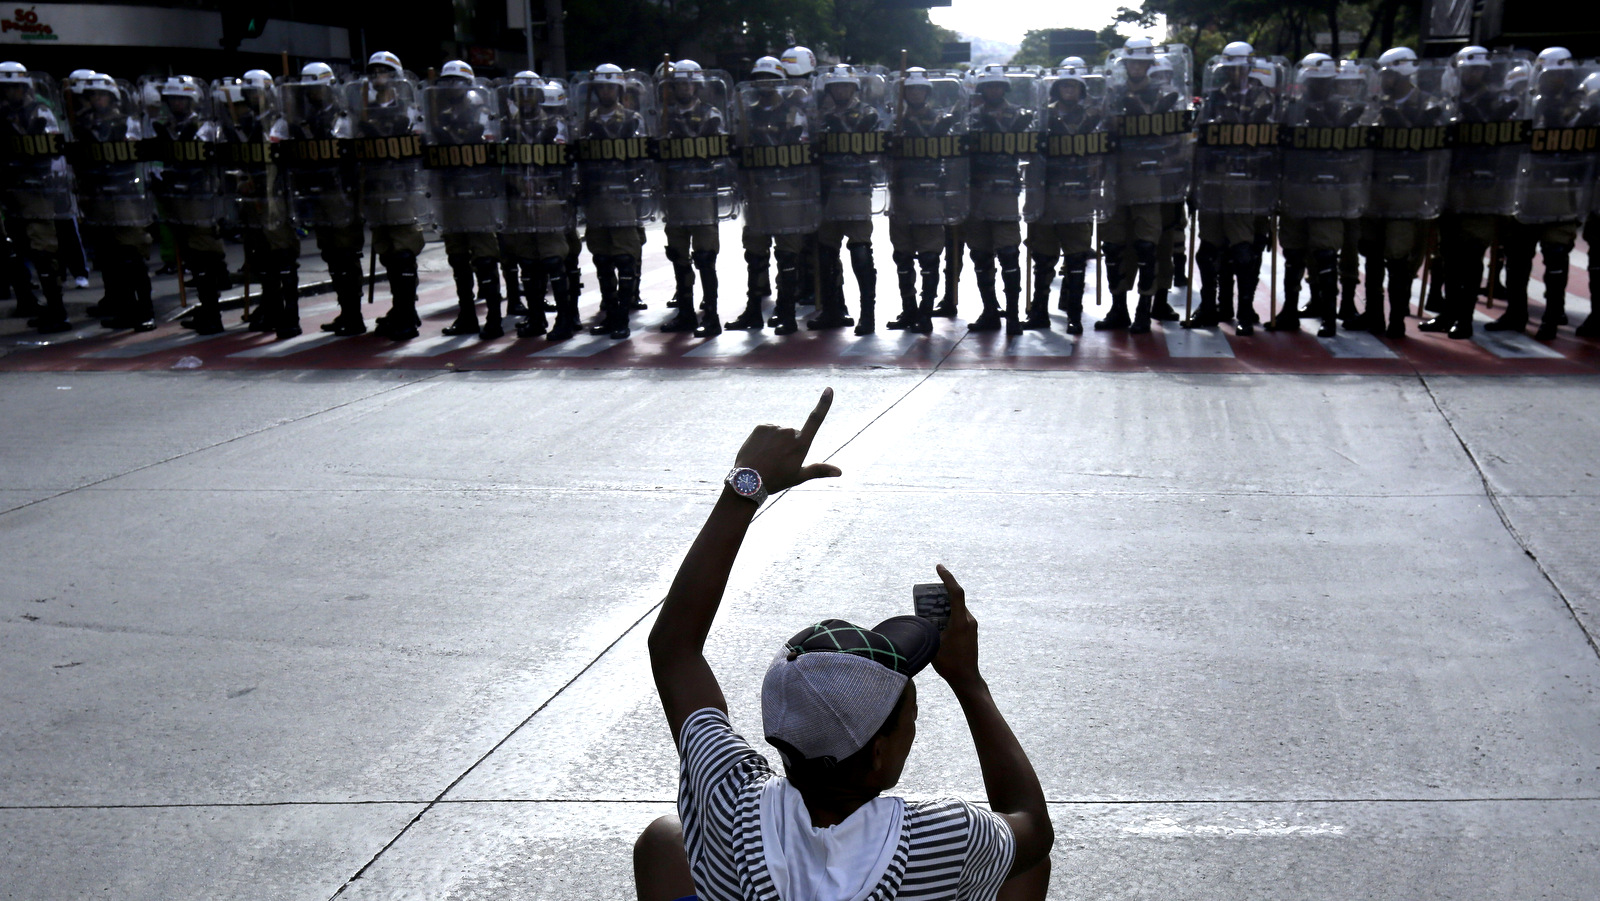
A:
[761,616,940,766]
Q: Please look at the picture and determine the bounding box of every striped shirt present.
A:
[677,708,1015,901]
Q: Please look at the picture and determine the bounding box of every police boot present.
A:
[588,256,617,335]
[1024,252,1056,330]
[1445,267,1475,340]
[1184,241,1222,328]
[1095,242,1131,330]
[729,249,767,330]
[1424,258,1447,313]
[123,249,156,331]
[851,243,877,335]
[1338,267,1361,326]
[515,261,548,338]
[183,253,227,336]
[275,255,302,340]
[476,257,505,340]
[376,252,422,341]
[795,238,817,307]
[31,262,72,334]
[1061,253,1088,335]
[1148,242,1181,322]
[1357,253,1388,333]
[665,246,694,311]
[1383,259,1412,339]
[886,251,918,330]
[1216,250,1236,323]
[807,248,854,329]
[245,261,280,333]
[1310,250,1340,338]
[503,258,527,317]
[909,250,940,334]
[1231,242,1260,337]
[692,250,722,338]
[1534,245,1570,341]
[967,252,1003,332]
[1576,312,1600,339]
[608,255,637,339]
[998,246,1024,336]
[565,246,584,311]
[442,253,481,336]
[772,251,801,335]
[1172,247,1189,288]
[1128,241,1158,334]
[6,240,39,319]
[1419,260,1462,335]
[1269,249,1306,331]
[323,254,367,336]
[936,243,961,316]
[1486,230,1529,331]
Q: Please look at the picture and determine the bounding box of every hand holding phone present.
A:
[913,582,951,631]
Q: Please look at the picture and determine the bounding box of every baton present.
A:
[1094,219,1102,307]
[1486,220,1499,310]
[1185,207,1196,319]
[240,259,251,321]
[1269,214,1278,324]
[1417,223,1436,319]
[366,242,377,304]
[175,246,188,310]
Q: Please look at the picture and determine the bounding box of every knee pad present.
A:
[1541,243,1571,278]
[744,248,768,266]
[381,250,418,277]
[892,250,914,271]
[1132,240,1157,267]
[1311,249,1339,278]
[1062,252,1088,276]
[691,249,717,271]
[849,243,875,270]
[1228,241,1256,273]
[665,245,688,265]
[446,252,473,272]
[971,252,996,277]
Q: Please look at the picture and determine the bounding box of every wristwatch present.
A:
[725,467,767,506]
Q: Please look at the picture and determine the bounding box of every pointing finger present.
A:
[798,387,833,447]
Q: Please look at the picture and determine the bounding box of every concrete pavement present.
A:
[1,368,1598,899]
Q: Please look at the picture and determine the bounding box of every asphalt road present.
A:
[2,368,1598,899]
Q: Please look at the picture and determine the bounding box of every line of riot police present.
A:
[5,41,1599,344]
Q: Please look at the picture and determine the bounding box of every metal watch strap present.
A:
[725,467,767,506]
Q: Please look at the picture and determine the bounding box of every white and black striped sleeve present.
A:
[676,707,774,901]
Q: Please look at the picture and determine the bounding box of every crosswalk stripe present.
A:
[1316,330,1399,359]
[528,333,626,357]
[1469,327,1566,359]
[84,330,232,359]
[375,334,484,358]
[1161,323,1236,358]
[682,331,771,358]
[228,332,348,358]
[1001,325,1077,357]
[841,330,960,357]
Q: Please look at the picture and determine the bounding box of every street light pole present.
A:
[524,0,536,70]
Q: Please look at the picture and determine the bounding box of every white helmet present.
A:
[1582,71,1600,95]
[975,64,1010,88]
[1300,52,1336,79]
[1536,46,1574,70]
[512,70,544,87]
[781,46,817,77]
[440,59,474,81]
[1122,37,1156,61]
[75,73,116,96]
[902,66,932,90]
[1221,41,1254,66]
[215,81,245,106]
[242,69,274,91]
[67,68,95,83]
[301,62,336,84]
[593,63,626,85]
[541,83,568,108]
[1337,59,1366,81]
[1249,64,1276,89]
[1454,46,1491,69]
[1058,56,1087,69]
[162,75,203,100]
[752,56,786,79]
[367,50,403,76]
[1151,57,1174,79]
[670,59,705,83]
[817,63,858,88]
[1378,46,1419,77]
[0,61,28,84]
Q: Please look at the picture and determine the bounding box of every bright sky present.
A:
[930,0,1167,47]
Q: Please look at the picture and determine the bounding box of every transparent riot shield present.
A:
[345,74,426,227]
[1281,60,1376,219]
[1447,52,1530,217]
[0,70,74,221]
[888,69,969,226]
[1194,54,1283,215]
[1028,68,1113,225]
[735,80,820,235]
[274,79,356,229]
[1105,45,1195,206]
[966,67,1039,222]
[813,66,890,221]
[63,78,150,227]
[422,77,503,233]
[574,69,658,229]
[1368,57,1457,219]
[499,78,575,234]
[212,77,286,231]
[1514,60,1598,224]
[656,67,737,226]
[143,76,222,226]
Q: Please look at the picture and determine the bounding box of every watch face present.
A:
[731,468,761,496]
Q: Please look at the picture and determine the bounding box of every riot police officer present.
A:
[425,60,506,339]
[216,69,302,338]
[965,64,1037,336]
[658,60,734,339]
[731,57,817,334]
[500,74,579,341]
[349,51,427,341]
[813,64,887,334]
[780,45,821,315]
[1025,58,1108,335]
[146,74,228,335]
[66,73,154,331]
[577,63,655,340]
[885,67,967,335]
[0,62,72,333]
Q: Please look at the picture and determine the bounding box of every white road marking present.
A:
[227,332,348,358]
[1161,323,1236,358]
[1316,330,1399,359]
[82,330,231,359]
[682,331,771,357]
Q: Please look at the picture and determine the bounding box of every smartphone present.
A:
[913,582,951,632]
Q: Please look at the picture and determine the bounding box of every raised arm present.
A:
[931,565,1055,878]
[648,389,842,744]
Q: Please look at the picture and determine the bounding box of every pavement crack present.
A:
[1418,374,1600,662]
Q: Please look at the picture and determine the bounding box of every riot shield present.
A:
[499,79,575,234]
[1447,52,1530,217]
[0,70,73,221]
[657,66,737,226]
[1194,54,1283,215]
[888,69,969,226]
[212,77,287,231]
[574,69,657,229]
[64,77,150,227]
[813,65,890,221]
[144,76,223,226]
[274,79,356,228]
[1368,57,1457,219]
[967,67,1040,223]
[1513,59,1598,224]
[735,80,820,235]
[422,76,502,233]
[344,73,426,227]
[1281,59,1376,219]
[1027,67,1113,224]
[1105,45,1194,206]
